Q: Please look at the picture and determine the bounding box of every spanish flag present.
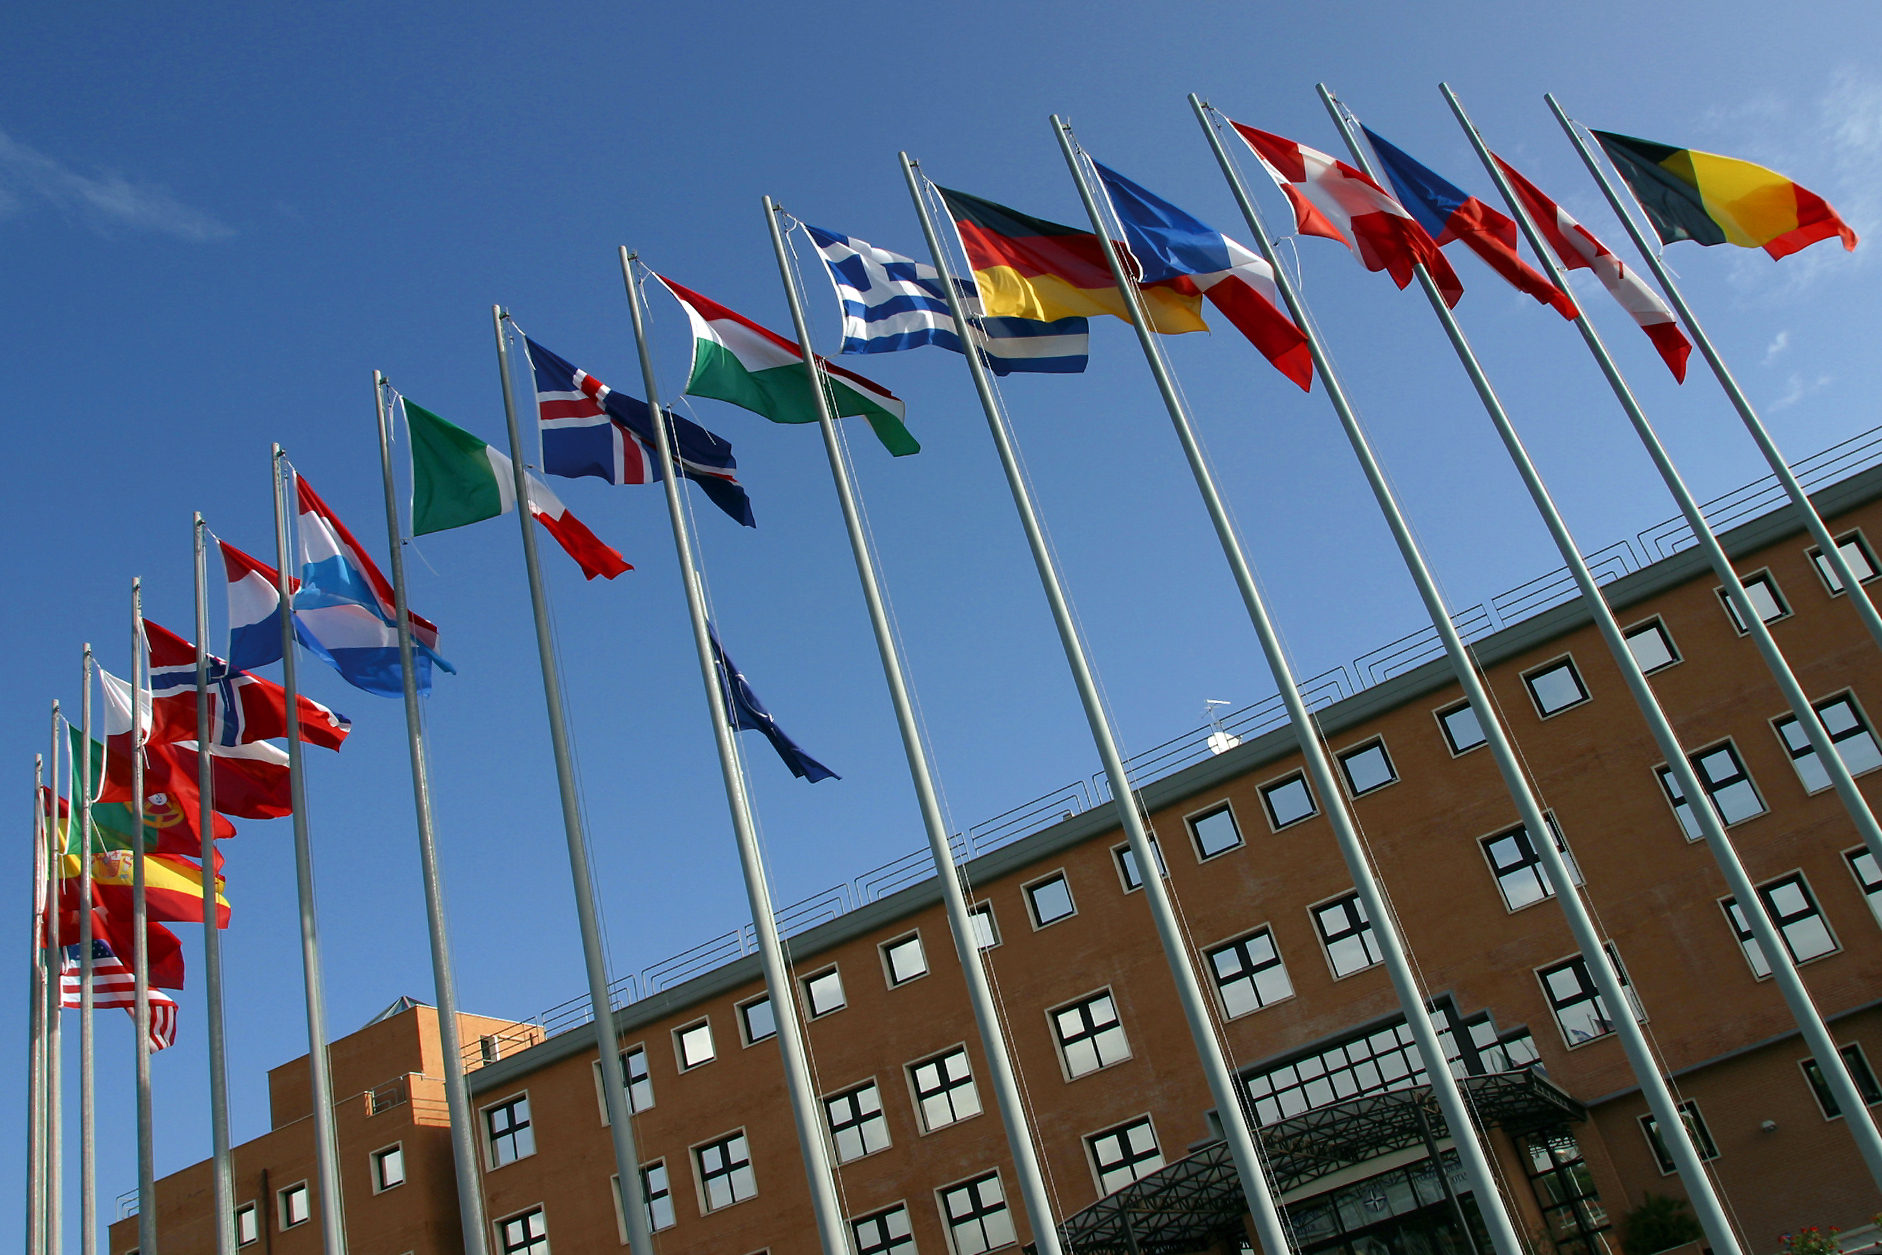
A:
[1594,132,1857,260]
[939,187,1209,333]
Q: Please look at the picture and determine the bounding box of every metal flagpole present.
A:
[1546,94,1882,654]
[1313,86,1764,1244]
[1441,82,1882,1193]
[48,701,63,1255]
[78,646,96,1255]
[762,203,1065,1255]
[897,151,1294,1255]
[1058,112,1525,1255]
[372,373,490,1255]
[130,581,158,1255]
[617,252,849,1255]
[270,446,348,1255]
[30,753,48,1255]
[193,515,236,1255]
[488,308,655,1255]
[1193,95,1757,1250]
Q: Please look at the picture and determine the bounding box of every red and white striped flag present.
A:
[61,939,178,1052]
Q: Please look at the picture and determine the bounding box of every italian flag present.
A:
[405,399,632,581]
[660,277,919,457]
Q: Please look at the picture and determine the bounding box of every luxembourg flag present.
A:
[293,473,453,697]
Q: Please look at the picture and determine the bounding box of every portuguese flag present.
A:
[1594,132,1857,260]
[660,277,919,457]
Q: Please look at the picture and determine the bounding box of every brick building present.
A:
[118,465,1882,1255]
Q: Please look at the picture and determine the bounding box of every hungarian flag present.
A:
[1594,131,1857,260]
[660,277,920,458]
[1227,120,1464,306]
[144,619,352,751]
[60,938,178,1050]
[404,397,631,580]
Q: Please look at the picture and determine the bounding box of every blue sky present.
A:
[5,0,1879,1241]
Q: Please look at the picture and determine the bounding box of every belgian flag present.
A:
[1594,132,1857,260]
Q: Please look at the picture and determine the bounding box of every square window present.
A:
[1313,894,1380,978]
[804,968,847,1017]
[497,1208,548,1255]
[1088,1117,1164,1195]
[1720,572,1789,632]
[968,903,999,950]
[372,1144,405,1192]
[1052,990,1130,1077]
[1624,620,1680,674]
[825,1081,891,1162]
[1723,872,1838,977]
[639,1160,675,1231]
[1658,741,1765,839]
[1260,773,1316,830]
[1538,946,1640,1046]
[235,1203,259,1247]
[1206,929,1292,1017]
[1481,816,1582,911]
[1337,741,1397,796]
[1639,1100,1719,1175]
[676,1019,716,1069]
[853,1204,916,1255]
[883,933,928,986]
[1524,658,1589,716]
[1438,700,1486,754]
[621,1046,653,1113]
[940,1172,1015,1255]
[1847,848,1882,927]
[1776,695,1882,793]
[1025,873,1076,927]
[696,1131,757,1211]
[1801,1044,1882,1119]
[740,996,776,1044]
[1811,533,1880,594]
[1188,805,1244,859]
[278,1183,310,1230]
[484,1095,534,1168]
[910,1047,981,1131]
[1114,839,1166,891]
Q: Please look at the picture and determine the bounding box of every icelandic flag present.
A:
[221,539,291,673]
[804,224,1090,375]
[292,473,453,697]
[1360,129,1578,320]
[1091,163,1313,390]
[708,623,836,783]
[525,337,756,529]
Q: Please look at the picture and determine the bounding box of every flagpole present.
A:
[488,307,655,1255]
[47,700,63,1255]
[616,253,849,1255]
[30,753,48,1255]
[1542,97,1882,652]
[270,445,349,1255]
[1058,112,1530,1255]
[371,373,490,1255]
[1441,82,1882,1193]
[897,150,1296,1255]
[192,514,236,1255]
[130,580,158,1255]
[78,646,96,1255]
[761,205,1066,1255]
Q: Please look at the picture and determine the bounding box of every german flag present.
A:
[1594,132,1857,260]
[939,187,1208,333]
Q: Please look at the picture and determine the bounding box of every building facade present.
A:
[119,467,1882,1255]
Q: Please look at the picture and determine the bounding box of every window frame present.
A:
[1717,569,1790,634]
[1771,691,1882,794]
[1112,838,1166,893]
[851,1202,917,1255]
[1522,654,1591,719]
[1621,616,1682,674]
[935,1169,1016,1255]
[1184,800,1245,861]
[1334,737,1398,798]
[234,1201,259,1248]
[494,1205,550,1255]
[880,931,929,988]
[907,1044,983,1134]
[481,1092,536,1171]
[1845,845,1882,927]
[1720,870,1841,979]
[1435,698,1487,756]
[277,1181,311,1231]
[1808,530,1881,596]
[1258,769,1318,832]
[1202,924,1293,1019]
[1799,1043,1882,1121]
[823,1077,893,1164]
[1310,890,1382,979]
[635,1160,676,1233]
[802,966,848,1019]
[692,1128,758,1214]
[1478,814,1583,913]
[1536,945,1642,1049]
[1656,739,1767,839]
[967,901,1000,950]
[674,1017,717,1070]
[734,994,777,1046]
[592,1045,655,1124]
[1085,1113,1165,1197]
[1638,1099,1719,1175]
[1047,986,1132,1081]
[370,1142,405,1193]
[1022,870,1078,930]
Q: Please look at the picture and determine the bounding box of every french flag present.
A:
[221,539,290,674]
[1361,129,1579,320]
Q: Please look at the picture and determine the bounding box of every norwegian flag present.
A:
[61,938,178,1051]
[143,620,351,751]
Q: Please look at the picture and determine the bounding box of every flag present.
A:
[294,473,454,697]
[1091,162,1314,389]
[99,664,291,821]
[1593,131,1857,260]
[61,849,230,928]
[1359,128,1578,319]
[1494,156,1694,382]
[708,624,837,783]
[938,186,1212,331]
[1226,120,1465,306]
[144,619,351,752]
[526,337,756,529]
[70,725,235,855]
[660,277,920,458]
[404,398,631,580]
[220,539,293,673]
[60,938,178,1050]
[804,225,1091,375]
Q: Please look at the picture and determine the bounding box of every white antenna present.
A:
[1204,699,1240,755]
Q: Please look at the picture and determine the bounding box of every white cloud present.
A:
[1770,372,1833,411]
[1763,330,1790,363]
[0,126,231,241]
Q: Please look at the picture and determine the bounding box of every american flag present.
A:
[61,939,177,1052]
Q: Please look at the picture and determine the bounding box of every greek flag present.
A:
[805,225,1089,375]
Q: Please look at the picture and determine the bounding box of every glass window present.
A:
[1847,848,1882,926]
[639,1161,674,1231]
[1053,991,1129,1077]
[1114,839,1166,891]
[1802,1044,1882,1119]
[278,1183,309,1229]
[1812,533,1879,593]
[1525,658,1590,716]
[1438,700,1486,754]
[1776,696,1882,793]
[1539,947,1642,1046]
[1482,816,1582,911]
[485,1095,534,1168]
[826,1081,891,1163]
[968,903,999,950]
[738,997,776,1044]
[1207,929,1292,1017]
[1189,805,1243,858]
[235,1203,259,1247]
[1088,1117,1164,1195]
[497,1208,549,1255]
[1244,1019,1426,1126]
[1261,773,1316,829]
[940,1172,1015,1255]
[1720,572,1789,632]
[804,968,847,1017]
[1338,741,1397,795]
[372,1144,404,1191]
[676,1019,715,1069]
[1723,873,1838,977]
[696,1132,756,1210]
[883,934,927,986]
[910,1047,981,1130]
[1624,620,1679,673]
[1521,1132,1612,1253]
[621,1046,652,1113]
[853,1204,916,1255]
[1313,894,1381,977]
[1025,874,1075,927]
[1639,1101,1719,1174]
[1658,742,1765,838]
